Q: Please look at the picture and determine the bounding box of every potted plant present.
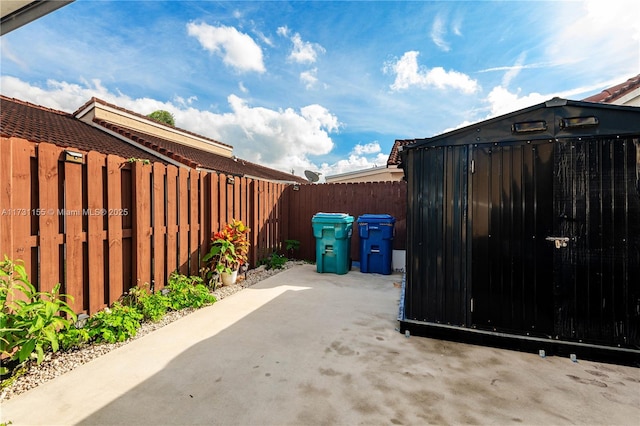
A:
[202,219,250,286]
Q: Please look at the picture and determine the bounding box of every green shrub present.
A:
[87,302,143,344]
[0,257,76,372]
[285,239,300,254]
[122,285,169,322]
[166,273,216,310]
[59,326,90,352]
[259,252,288,270]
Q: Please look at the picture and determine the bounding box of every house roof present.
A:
[582,74,640,104]
[73,97,233,151]
[94,119,307,182]
[0,95,167,163]
[1,95,306,183]
[387,139,416,166]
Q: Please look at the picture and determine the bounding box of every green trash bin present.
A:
[312,213,354,274]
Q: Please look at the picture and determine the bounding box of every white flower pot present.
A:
[221,269,238,286]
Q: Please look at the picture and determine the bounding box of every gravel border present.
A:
[0,261,306,402]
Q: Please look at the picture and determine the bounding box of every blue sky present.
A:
[1,0,639,179]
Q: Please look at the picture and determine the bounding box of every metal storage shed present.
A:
[399,98,640,361]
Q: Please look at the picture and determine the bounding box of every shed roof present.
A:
[404,98,640,150]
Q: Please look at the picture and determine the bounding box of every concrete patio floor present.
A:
[1,264,639,425]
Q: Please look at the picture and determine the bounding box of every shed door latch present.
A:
[545,236,570,249]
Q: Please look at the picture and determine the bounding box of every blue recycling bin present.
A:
[312,213,354,274]
[357,214,395,275]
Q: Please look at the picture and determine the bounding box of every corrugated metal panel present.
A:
[470,141,554,336]
[554,137,640,347]
[400,99,640,354]
[404,145,469,326]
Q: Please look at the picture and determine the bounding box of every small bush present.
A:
[259,252,288,270]
[122,285,169,322]
[59,327,90,352]
[1,257,76,372]
[166,273,216,311]
[87,302,143,344]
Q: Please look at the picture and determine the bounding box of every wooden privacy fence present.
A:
[0,138,287,314]
[284,181,407,262]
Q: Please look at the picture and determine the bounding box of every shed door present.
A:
[552,138,640,347]
[471,142,554,336]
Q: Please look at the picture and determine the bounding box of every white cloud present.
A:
[173,95,198,107]
[501,52,526,88]
[319,152,389,179]
[485,86,548,117]
[186,22,265,73]
[0,75,115,111]
[430,14,450,52]
[352,142,381,155]
[317,141,389,179]
[300,68,318,89]
[451,13,463,37]
[385,51,479,94]
[549,1,640,69]
[280,30,325,64]
[178,95,339,174]
[290,33,325,63]
[276,26,289,37]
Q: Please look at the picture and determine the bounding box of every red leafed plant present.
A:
[202,219,251,284]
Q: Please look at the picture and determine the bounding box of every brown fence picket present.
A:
[64,158,84,313]
[87,151,106,313]
[37,143,62,294]
[0,138,12,265]
[249,179,259,266]
[189,169,199,276]
[198,173,207,266]
[178,168,189,275]
[107,155,124,305]
[152,162,166,291]
[133,161,152,288]
[166,165,178,275]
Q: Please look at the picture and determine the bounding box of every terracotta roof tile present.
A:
[387,139,416,166]
[582,74,640,103]
[0,95,167,163]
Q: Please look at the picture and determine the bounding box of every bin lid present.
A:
[312,212,354,223]
[357,214,396,224]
